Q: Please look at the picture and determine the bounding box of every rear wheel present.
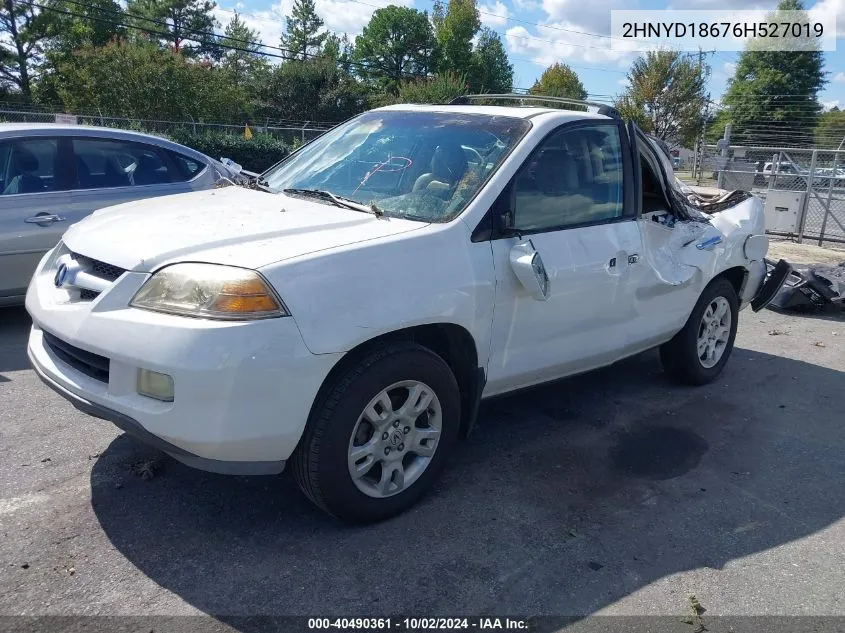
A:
[660,278,739,385]
[292,342,460,523]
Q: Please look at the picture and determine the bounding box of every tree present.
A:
[1,0,51,99]
[280,0,325,61]
[353,6,435,93]
[219,12,267,86]
[259,57,368,121]
[529,62,587,101]
[613,50,708,148]
[35,0,127,105]
[815,109,845,148]
[126,0,219,56]
[720,0,825,147]
[433,0,479,76]
[468,27,512,93]
[43,0,126,53]
[383,71,467,105]
[53,40,249,120]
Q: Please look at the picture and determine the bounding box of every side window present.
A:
[0,138,61,196]
[167,151,205,181]
[72,138,176,190]
[512,124,624,231]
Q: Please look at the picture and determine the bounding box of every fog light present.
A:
[137,369,174,402]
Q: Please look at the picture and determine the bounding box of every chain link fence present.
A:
[689,142,845,247]
[0,106,334,146]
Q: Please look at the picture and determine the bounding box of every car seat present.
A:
[2,147,43,195]
[413,143,468,193]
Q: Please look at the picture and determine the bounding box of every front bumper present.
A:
[26,249,342,473]
[28,349,284,475]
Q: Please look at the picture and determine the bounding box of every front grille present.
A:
[43,331,110,383]
[79,289,99,301]
[72,254,126,282]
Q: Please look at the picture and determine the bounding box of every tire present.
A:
[291,342,461,523]
[660,278,739,386]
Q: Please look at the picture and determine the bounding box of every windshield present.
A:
[262,110,531,222]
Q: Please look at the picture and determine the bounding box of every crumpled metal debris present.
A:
[767,259,845,311]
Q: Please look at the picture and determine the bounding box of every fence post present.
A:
[716,124,731,189]
[796,149,817,244]
[818,149,839,246]
[301,121,309,144]
[767,153,778,194]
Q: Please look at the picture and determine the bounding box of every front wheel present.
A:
[291,342,461,523]
[660,278,739,385]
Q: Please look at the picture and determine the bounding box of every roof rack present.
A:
[447,93,621,119]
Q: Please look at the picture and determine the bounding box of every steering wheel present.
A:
[462,145,484,168]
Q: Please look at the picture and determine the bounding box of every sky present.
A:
[211,0,845,110]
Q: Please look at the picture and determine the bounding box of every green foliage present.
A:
[386,71,467,105]
[259,57,369,121]
[126,0,220,57]
[815,109,845,148]
[169,129,290,171]
[353,6,436,93]
[53,40,250,120]
[529,62,587,102]
[219,12,268,88]
[720,0,826,146]
[433,0,479,76]
[43,0,126,53]
[281,0,326,60]
[613,51,708,148]
[468,28,512,93]
[1,0,52,97]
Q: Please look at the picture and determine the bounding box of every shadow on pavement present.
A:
[89,347,844,624]
[0,307,31,375]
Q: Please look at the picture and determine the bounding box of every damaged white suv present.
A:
[26,96,789,522]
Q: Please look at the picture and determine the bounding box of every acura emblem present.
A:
[54,263,69,288]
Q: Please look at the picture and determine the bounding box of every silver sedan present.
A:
[0,124,239,305]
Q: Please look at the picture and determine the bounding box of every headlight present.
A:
[130,263,287,320]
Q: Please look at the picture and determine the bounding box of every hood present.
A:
[62,186,427,272]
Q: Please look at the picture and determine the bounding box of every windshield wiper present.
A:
[282,188,384,217]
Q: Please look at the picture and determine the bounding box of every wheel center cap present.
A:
[388,428,404,448]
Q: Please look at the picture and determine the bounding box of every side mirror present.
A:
[509,239,550,301]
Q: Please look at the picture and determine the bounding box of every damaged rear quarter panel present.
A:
[640,195,766,327]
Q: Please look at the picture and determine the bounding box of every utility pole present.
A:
[693,48,711,184]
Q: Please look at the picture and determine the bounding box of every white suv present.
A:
[25,97,789,522]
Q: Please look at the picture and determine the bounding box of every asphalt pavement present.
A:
[1,304,844,627]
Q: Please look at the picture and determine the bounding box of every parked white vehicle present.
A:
[25,96,789,522]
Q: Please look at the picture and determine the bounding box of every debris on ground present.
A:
[681,593,707,632]
[40,457,51,463]
[88,452,100,460]
[768,329,788,336]
[813,341,827,348]
[766,259,845,313]
[129,458,161,480]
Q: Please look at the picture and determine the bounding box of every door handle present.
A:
[25,213,65,225]
[628,254,640,264]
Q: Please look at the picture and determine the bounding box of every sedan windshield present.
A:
[262,110,531,222]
